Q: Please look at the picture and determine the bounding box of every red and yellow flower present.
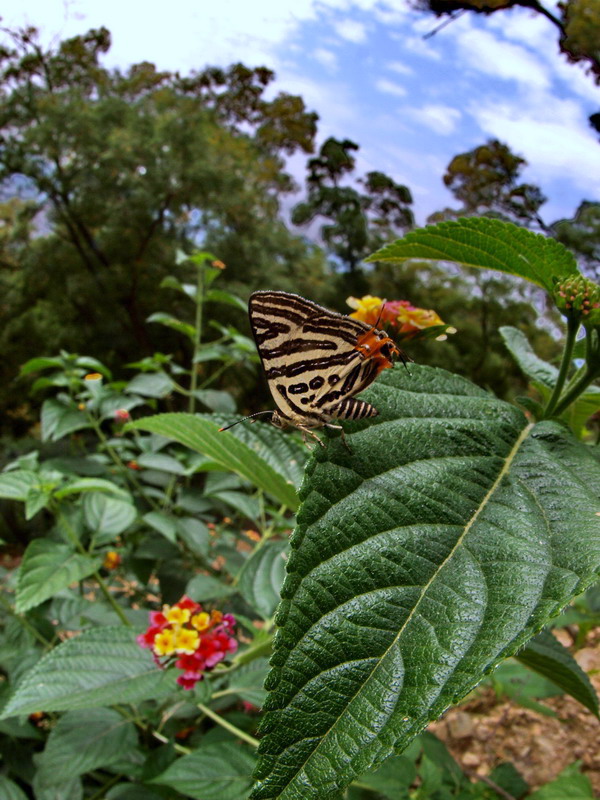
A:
[347,295,455,340]
[137,595,237,690]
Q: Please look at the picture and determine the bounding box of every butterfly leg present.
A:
[325,423,352,452]
[300,427,326,449]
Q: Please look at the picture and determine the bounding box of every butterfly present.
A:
[220,290,406,447]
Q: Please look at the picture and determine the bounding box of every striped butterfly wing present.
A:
[249,290,394,429]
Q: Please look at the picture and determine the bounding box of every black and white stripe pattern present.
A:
[249,290,392,436]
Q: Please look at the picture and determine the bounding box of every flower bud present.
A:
[554,275,600,326]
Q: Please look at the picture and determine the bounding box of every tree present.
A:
[292,137,414,273]
[428,139,547,227]
[0,27,325,415]
[552,201,600,279]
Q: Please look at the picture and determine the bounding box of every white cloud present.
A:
[387,59,414,76]
[313,48,338,69]
[375,77,407,97]
[470,96,600,193]
[409,104,462,135]
[334,18,367,43]
[399,35,442,61]
[456,29,551,91]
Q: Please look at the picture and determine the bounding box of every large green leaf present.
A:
[151,741,256,800]
[205,413,307,492]
[0,469,39,500]
[0,627,175,717]
[366,218,579,291]
[251,365,600,799]
[516,629,599,717]
[15,540,103,613]
[35,709,138,785]
[128,414,300,510]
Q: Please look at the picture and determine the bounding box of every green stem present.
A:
[87,773,122,800]
[0,591,53,648]
[188,262,205,414]
[550,327,600,419]
[197,702,259,748]
[551,367,600,419]
[542,317,580,418]
[57,508,131,627]
[231,636,274,666]
[89,415,161,512]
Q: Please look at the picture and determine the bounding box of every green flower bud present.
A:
[553,274,600,326]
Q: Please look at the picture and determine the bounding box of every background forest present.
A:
[1,1,600,798]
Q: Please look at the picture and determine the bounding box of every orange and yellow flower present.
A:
[347,295,455,341]
[137,595,237,690]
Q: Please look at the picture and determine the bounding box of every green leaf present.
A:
[210,489,260,520]
[194,389,237,413]
[176,517,210,557]
[147,311,196,340]
[205,287,248,312]
[186,573,237,602]
[83,493,137,543]
[237,540,288,619]
[516,629,599,716]
[41,398,91,441]
[19,356,65,375]
[528,762,594,799]
[0,775,29,800]
[126,372,175,398]
[35,709,138,784]
[0,627,176,717]
[226,658,271,707]
[32,775,82,800]
[143,511,178,543]
[366,218,579,291]
[54,477,131,499]
[128,414,300,510]
[355,754,415,797]
[15,540,102,613]
[160,274,197,299]
[488,762,529,799]
[136,453,186,474]
[203,412,308,492]
[151,741,256,800]
[251,365,600,799]
[499,326,559,388]
[0,469,39,500]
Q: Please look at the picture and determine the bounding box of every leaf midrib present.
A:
[280,420,534,796]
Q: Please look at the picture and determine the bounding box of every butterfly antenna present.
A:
[218,411,274,432]
[374,299,387,329]
[398,349,413,376]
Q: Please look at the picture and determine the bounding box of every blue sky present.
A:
[4,0,599,226]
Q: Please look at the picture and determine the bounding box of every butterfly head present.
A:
[355,327,402,374]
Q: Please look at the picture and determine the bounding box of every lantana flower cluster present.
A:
[137,595,237,690]
[554,275,600,326]
[347,295,455,340]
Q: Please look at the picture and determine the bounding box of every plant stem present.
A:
[89,415,161,512]
[552,367,600,419]
[87,773,122,800]
[197,702,259,748]
[188,261,205,414]
[56,508,131,627]
[542,317,579,419]
[0,591,53,648]
[231,636,273,666]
